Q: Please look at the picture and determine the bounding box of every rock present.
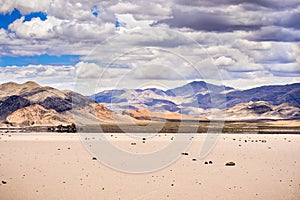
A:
[2,180,7,184]
[204,161,208,164]
[225,161,236,166]
[209,161,213,164]
[92,157,97,160]
[192,159,197,161]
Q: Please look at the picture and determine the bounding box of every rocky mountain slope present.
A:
[0,81,113,126]
[7,104,70,126]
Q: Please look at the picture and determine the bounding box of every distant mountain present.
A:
[223,101,300,120]
[225,83,300,108]
[0,81,113,126]
[166,81,233,97]
[89,88,180,113]
[90,81,300,117]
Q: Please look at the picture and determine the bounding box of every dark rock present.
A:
[39,97,72,113]
[53,123,77,133]
[225,161,236,166]
[0,95,30,120]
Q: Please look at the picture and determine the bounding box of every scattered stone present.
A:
[92,157,97,160]
[57,148,61,151]
[2,180,7,185]
[209,161,213,164]
[171,183,174,186]
[245,140,247,143]
[181,152,188,156]
[131,143,137,145]
[225,161,236,166]
[192,159,197,161]
[261,140,267,143]
[204,161,208,165]
[142,138,146,141]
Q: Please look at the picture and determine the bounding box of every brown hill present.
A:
[0,81,113,126]
[7,104,71,126]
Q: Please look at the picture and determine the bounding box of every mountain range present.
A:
[0,81,299,127]
[89,81,300,115]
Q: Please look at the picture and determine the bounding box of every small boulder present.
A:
[225,161,236,166]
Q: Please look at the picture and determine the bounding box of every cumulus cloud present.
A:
[0,0,299,92]
[0,64,75,90]
[0,0,51,14]
[214,56,236,66]
[155,8,262,32]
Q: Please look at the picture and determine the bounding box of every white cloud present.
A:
[0,64,75,90]
[0,0,299,92]
[0,0,51,14]
[214,56,235,66]
[293,44,300,66]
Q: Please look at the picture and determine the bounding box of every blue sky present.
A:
[0,54,80,67]
[0,8,47,29]
[0,0,299,93]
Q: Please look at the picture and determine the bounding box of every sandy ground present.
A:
[0,132,300,200]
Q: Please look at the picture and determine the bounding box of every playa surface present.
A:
[0,132,299,200]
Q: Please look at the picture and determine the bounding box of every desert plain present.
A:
[0,132,299,200]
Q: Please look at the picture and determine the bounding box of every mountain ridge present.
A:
[0,81,299,127]
[90,81,300,113]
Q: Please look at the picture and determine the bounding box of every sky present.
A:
[0,0,299,95]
